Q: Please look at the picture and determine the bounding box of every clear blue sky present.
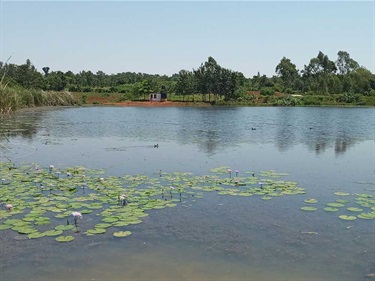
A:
[0,1,374,78]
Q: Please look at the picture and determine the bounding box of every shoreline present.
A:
[103,101,212,107]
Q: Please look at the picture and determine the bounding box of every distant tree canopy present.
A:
[0,51,374,102]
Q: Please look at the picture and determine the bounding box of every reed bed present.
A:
[0,86,75,114]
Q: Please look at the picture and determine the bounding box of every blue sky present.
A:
[0,1,373,77]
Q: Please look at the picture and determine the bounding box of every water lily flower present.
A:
[71,211,82,233]
[99,177,104,181]
[119,194,127,206]
[258,182,264,188]
[170,186,175,190]
[5,204,13,211]
[235,170,239,176]
[228,169,232,178]
[1,178,5,184]
[66,172,72,177]
[71,211,82,219]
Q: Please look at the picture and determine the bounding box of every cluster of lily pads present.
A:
[1,162,373,243]
[0,163,308,242]
[301,191,375,221]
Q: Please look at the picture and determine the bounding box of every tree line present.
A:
[0,51,374,103]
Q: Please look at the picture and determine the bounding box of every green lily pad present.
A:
[357,213,375,219]
[13,227,37,234]
[44,230,63,236]
[112,221,131,227]
[80,209,93,214]
[55,235,75,242]
[55,225,75,231]
[327,203,344,208]
[347,207,363,212]
[113,231,132,237]
[102,217,119,223]
[339,215,357,221]
[0,224,12,230]
[356,193,373,198]
[304,198,318,204]
[334,192,350,196]
[85,228,106,235]
[95,223,112,229]
[301,206,317,211]
[27,232,46,239]
[324,207,339,212]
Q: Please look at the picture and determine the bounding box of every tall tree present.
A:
[336,51,359,75]
[275,57,299,90]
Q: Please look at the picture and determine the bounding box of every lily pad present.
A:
[334,192,350,196]
[357,213,375,219]
[55,225,75,231]
[304,198,318,204]
[346,207,363,212]
[301,206,317,211]
[0,224,12,230]
[85,228,106,235]
[44,230,63,236]
[339,215,357,221]
[113,231,132,237]
[27,232,46,239]
[55,235,75,242]
[324,207,339,212]
[327,203,344,208]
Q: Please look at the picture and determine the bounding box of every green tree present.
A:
[275,57,299,91]
[175,70,195,101]
[336,51,359,75]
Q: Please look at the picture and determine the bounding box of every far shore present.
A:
[104,101,212,107]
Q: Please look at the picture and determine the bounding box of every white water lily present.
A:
[71,211,82,219]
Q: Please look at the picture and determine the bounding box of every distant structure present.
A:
[149,93,167,102]
[150,86,167,102]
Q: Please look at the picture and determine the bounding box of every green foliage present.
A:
[336,92,360,103]
[0,50,374,112]
[260,87,274,96]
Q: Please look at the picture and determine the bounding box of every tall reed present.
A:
[0,85,76,114]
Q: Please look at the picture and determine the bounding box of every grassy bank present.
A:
[0,87,75,114]
[72,91,375,107]
[1,89,373,114]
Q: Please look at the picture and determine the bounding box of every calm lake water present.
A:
[0,106,374,281]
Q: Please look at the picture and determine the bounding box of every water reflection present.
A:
[0,107,374,158]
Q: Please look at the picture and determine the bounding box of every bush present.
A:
[260,87,274,96]
[336,92,360,103]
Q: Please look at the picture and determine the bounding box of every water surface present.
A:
[0,106,374,281]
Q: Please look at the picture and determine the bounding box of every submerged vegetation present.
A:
[0,50,374,113]
[0,162,374,243]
